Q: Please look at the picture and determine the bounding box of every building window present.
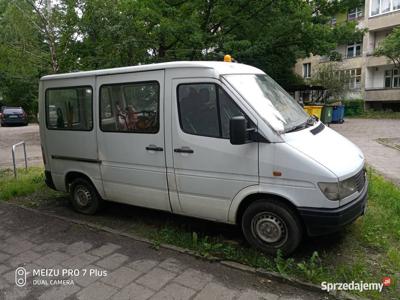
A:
[346,42,362,58]
[347,68,362,90]
[382,0,391,13]
[385,70,392,87]
[384,69,400,88]
[45,86,93,131]
[370,0,400,16]
[100,81,159,133]
[303,63,311,78]
[393,69,400,87]
[348,7,363,20]
[340,69,361,90]
[371,0,380,15]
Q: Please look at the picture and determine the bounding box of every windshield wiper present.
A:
[285,122,307,133]
[285,116,316,133]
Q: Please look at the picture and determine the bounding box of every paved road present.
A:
[0,124,43,169]
[0,203,330,300]
[331,118,400,185]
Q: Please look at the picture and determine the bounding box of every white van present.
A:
[39,61,368,255]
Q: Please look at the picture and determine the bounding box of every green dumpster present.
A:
[320,106,333,124]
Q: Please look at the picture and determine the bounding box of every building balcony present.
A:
[366,55,393,67]
[319,56,364,70]
[365,88,400,101]
[319,56,330,63]
[368,10,400,31]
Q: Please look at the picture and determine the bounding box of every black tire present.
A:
[69,178,102,215]
[241,199,302,256]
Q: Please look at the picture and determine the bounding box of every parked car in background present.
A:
[0,107,28,126]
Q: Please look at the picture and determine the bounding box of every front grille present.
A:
[353,168,366,192]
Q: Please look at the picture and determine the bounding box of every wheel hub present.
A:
[75,186,91,207]
[252,213,287,244]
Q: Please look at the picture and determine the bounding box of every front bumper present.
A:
[298,178,368,236]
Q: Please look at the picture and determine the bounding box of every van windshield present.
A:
[224,74,308,133]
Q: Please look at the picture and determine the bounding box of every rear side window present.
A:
[177,83,252,138]
[4,108,23,114]
[100,81,159,133]
[45,87,93,130]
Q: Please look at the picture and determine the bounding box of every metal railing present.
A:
[12,141,27,178]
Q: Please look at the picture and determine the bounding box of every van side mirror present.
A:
[230,116,247,145]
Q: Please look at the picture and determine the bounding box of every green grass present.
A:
[0,167,46,201]
[1,167,399,299]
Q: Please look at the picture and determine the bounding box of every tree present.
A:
[0,0,365,113]
[310,62,351,102]
[70,0,365,86]
[0,0,48,110]
[374,26,400,68]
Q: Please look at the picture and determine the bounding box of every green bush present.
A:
[342,99,364,117]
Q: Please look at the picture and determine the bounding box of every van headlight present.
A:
[318,177,358,201]
[318,182,340,200]
[338,176,358,199]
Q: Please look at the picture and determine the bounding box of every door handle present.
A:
[174,147,194,154]
[146,145,164,152]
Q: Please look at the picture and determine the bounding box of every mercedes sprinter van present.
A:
[39,61,368,255]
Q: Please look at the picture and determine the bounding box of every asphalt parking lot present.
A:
[331,118,400,185]
[0,124,43,169]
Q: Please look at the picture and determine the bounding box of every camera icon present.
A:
[15,267,27,287]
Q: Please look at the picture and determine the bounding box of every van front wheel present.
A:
[69,178,101,215]
[241,199,302,256]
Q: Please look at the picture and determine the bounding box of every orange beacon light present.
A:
[224,54,232,62]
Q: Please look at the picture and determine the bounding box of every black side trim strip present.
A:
[310,123,325,135]
[51,155,101,164]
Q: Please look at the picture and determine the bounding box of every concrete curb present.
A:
[4,202,368,300]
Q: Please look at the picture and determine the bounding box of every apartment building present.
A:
[294,0,400,110]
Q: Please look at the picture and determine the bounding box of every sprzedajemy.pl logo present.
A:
[321,277,392,293]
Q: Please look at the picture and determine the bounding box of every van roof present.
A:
[40,61,264,81]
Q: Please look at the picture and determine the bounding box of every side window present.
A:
[46,86,93,130]
[177,83,252,139]
[100,81,159,133]
[218,88,250,139]
[100,87,113,119]
[177,84,220,137]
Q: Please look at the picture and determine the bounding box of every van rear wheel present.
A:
[69,178,102,215]
[241,199,302,256]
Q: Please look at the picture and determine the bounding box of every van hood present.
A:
[282,123,364,180]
